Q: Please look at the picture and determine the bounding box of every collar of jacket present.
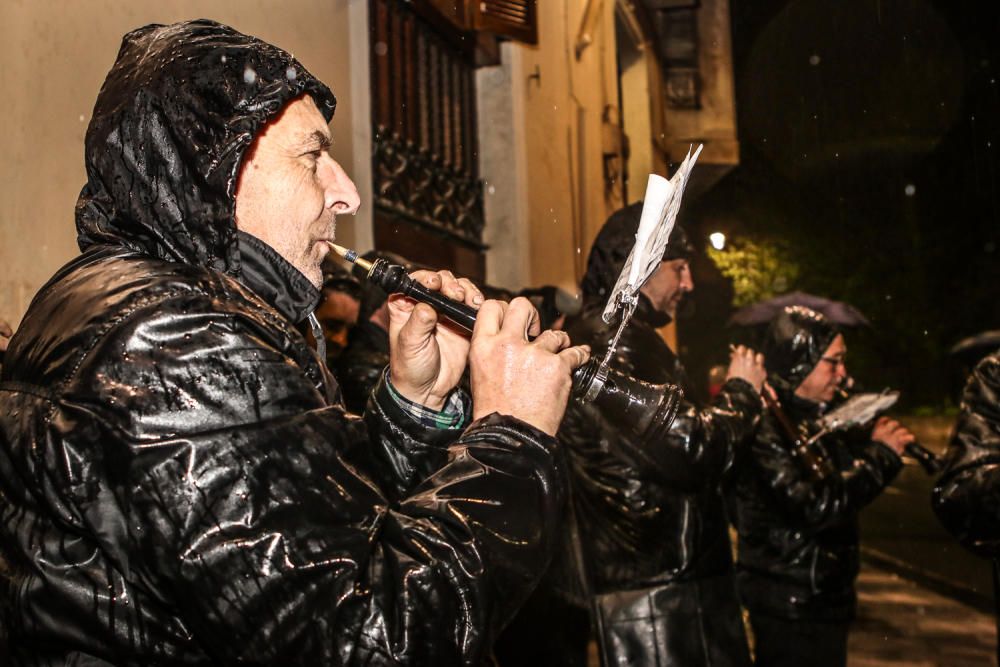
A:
[634,292,672,329]
[776,387,824,424]
[236,231,320,325]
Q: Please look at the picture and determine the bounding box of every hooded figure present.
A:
[498,202,762,667]
[0,20,573,666]
[728,306,904,667]
[932,351,1000,662]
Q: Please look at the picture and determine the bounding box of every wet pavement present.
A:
[850,563,997,666]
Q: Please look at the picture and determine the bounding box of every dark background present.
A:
[679,0,1000,408]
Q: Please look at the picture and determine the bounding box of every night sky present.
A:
[680,0,1000,407]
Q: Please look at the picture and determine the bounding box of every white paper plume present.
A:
[602,144,704,323]
[819,390,900,432]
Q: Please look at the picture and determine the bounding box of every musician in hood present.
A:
[498,201,767,667]
[728,305,913,667]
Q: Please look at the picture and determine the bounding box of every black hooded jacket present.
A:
[728,307,902,621]
[933,352,1000,558]
[0,21,565,666]
[532,203,761,667]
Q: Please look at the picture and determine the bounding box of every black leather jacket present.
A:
[549,296,761,666]
[337,321,391,415]
[729,306,903,625]
[933,352,1000,558]
[0,21,566,666]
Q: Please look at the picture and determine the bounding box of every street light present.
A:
[709,232,726,250]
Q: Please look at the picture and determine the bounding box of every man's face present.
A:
[795,333,848,404]
[234,95,360,287]
[315,289,360,361]
[640,258,694,317]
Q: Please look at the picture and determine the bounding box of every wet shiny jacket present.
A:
[729,308,902,621]
[933,352,1000,558]
[553,295,761,667]
[337,321,390,415]
[0,21,565,666]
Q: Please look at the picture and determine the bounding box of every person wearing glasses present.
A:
[728,306,914,667]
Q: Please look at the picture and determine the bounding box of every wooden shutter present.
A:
[472,0,538,44]
[420,0,471,31]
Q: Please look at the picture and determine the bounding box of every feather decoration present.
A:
[602,144,704,323]
[819,390,900,432]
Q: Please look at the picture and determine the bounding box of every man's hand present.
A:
[726,345,767,393]
[388,270,483,410]
[871,416,915,455]
[469,298,590,436]
[0,319,12,354]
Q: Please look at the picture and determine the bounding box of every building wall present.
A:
[479,0,736,355]
[0,0,371,327]
[478,0,627,295]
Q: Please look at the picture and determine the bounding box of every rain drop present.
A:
[808,54,821,66]
[244,66,257,85]
[487,184,496,195]
[285,66,297,81]
[374,41,388,57]
[221,55,227,64]
[904,184,916,196]
[79,114,85,123]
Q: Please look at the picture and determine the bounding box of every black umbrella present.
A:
[949,330,1000,358]
[728,291,870,327]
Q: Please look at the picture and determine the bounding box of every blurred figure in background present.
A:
[729,306,914,667]
[708,363,728,399]
[933,351,1000,663]
[518,285,581,332]
[336,250,415,414]
[314,260,362,365]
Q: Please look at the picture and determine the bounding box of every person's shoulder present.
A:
[960,352,1000,431]
[969,353,1000,395]
[7,251,271,388]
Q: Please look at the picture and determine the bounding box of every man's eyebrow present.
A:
[303,130,332,151]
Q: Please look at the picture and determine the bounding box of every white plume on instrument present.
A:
[819,390,900,432]
[602,144,704,323]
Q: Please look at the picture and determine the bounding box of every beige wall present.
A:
[480,0,623,295]
[0,0,371,327]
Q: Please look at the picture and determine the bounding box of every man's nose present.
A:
[681,270,694,293]
[321,156,361,215]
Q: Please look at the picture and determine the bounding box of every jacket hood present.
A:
[580,201,694,308]
[75,19,337,276]
[763,306,840,396]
